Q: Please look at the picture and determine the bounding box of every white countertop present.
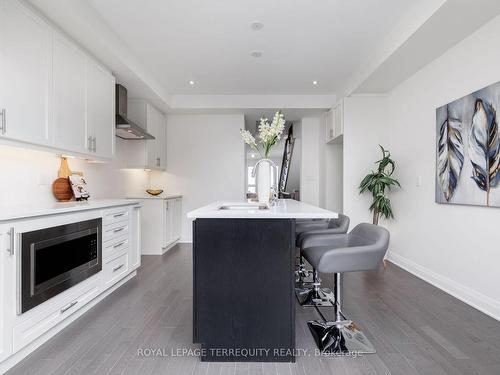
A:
[126,194,183,200]
[0,199,141,222]
[187,199,338,219]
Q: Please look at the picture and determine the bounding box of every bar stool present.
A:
[295,214,349,306]
[302,223,389,353]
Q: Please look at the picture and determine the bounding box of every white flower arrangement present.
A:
[240,110,286,158]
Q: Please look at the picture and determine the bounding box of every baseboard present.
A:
[161,241,179,254]
[387,252,500,322]
[178,240,192,244]
[0,272,137,374]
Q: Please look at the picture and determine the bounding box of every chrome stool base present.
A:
[295,271,314,286]
[295,287,334,307]
[307,319,376,354]
[307,273,376,354]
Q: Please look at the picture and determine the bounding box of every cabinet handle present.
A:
[156,157,160,167]
[113,240,127,248]
[93,137,97,152]
[6,227,14,256]
[88,136,93,151]
[0,109,5,134]
[60,301,78,314]
[112,227,125,233]
[113,213,125,218]
[113,264,124,272]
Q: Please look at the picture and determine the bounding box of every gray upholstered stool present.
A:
[302,223,389,354]
[295,214,349,304]
[296,214,350,248]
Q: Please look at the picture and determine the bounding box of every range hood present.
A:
[115,84,155,140]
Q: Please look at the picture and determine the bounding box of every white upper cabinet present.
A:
[86,59,115,159]
[127,100,167,170]
[145,104,159,168]
[156,114,167,170]
[325,100,344,144]
[53,35,87,154]
[0,0,52,146]
[0,0,115,159]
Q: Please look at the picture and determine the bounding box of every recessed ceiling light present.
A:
[250,21,264,31]
[312,80,319,85]
[251,51,262,58]
[189,80,195,85]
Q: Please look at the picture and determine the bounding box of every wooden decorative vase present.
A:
[52,178,73,201]
[52,157,74,201]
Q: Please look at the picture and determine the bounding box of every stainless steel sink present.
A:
[219,203,269,210]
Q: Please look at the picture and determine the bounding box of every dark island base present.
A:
[193,218,296,362]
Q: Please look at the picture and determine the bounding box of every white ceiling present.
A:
[87,0,417,95]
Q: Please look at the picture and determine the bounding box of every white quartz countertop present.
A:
[0,199,141,222]
[187,199,338,219]
[126,194,183,200]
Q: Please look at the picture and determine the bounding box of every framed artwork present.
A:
[436,81,500,207]
[69,174,90,201]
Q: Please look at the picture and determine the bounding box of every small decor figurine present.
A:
[69,174,90,201]
[240,110,286,203]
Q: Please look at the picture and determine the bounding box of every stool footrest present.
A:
[295,287,334,307]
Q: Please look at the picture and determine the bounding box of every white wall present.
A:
[342,96,389,227]
[300,117,322,206]
[150,114,245,242]
[0,138,150,208]
[325,142,343,212]
[347,14,500,320]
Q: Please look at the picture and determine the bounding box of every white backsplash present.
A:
[0,138,151,207]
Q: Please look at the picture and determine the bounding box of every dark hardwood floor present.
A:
[7,243,500,375]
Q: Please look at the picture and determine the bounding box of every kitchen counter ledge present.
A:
[0,199,141,222]
[187,199,338,219]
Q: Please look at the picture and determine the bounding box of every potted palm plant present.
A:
[359,146,401,225]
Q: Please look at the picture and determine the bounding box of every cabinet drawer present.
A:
[102,221,129,243]
[102,208,129,226]
[103,252,129,289]
[13,277,101,352]
[103,235,129,260]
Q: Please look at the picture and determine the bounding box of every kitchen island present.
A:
[187,200,338,362]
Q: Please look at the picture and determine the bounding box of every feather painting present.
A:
[436,80,500,208]
[468,99,500,205]
[437,106,464,201]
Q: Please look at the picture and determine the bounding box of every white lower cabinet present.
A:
[129,205,141,271]
[165,198,182,246]
[103,251,128,290]
[133,197,182,255]
[0,203,141,373]
[12,276,101,353]
[0,224,15,362]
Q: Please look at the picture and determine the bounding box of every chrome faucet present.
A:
[252,158,279,205]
